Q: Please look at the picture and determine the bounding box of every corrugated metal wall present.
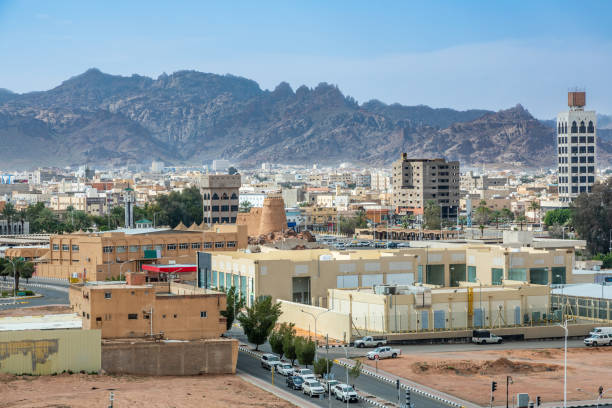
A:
[0,329,101,375]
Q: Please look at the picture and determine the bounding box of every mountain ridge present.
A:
[1,68,610,169]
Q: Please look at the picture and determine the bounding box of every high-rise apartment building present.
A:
[392,155,460,219]
[557,91,597,202]
[200,174,241,225]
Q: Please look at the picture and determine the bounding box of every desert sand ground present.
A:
[362,346,612,405]
[0,373,296,408]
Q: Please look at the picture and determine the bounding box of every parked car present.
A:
[397,242,411,248]
[294,368,315,380]
[333,383,359,402]
[589,327,612,336]
[472,329,503,344]
[584,333,612,347]
[354,336,387,348]
[366,346,401,360]
[260,353,281,370]
[321,379,340,393]
[286,375,304,390]
[384,242,398,249]
[276,363,294,376]
[303,379,326,397]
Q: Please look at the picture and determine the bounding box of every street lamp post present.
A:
[300,308,330,348]
[476,278,483,327]
[559,319,568,408]
[506,376,513,408]
[344,347,349,408]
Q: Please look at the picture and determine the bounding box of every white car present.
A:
[322,379,340,392]
[303,379,325,397]
[333,383,358,402]
[275,363,294,376]
[366,346,401,360]
[294,368,314,379]
[472,330,503,344]
[584,333,612,347]
[260,353,281,370]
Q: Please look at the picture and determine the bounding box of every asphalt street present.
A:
[0,279,69,310]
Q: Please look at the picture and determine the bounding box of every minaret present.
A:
[556,91,597,202]
[124,188,135,228]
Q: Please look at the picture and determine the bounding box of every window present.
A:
[221,205,229,212]
[173,314,178,318]
[579,121,586,133]
[579,136,586,143]
[200,311,207,318]
[179,243,189,249]
[588,146,594,153]
[129,245,139,253]
[96,316,102,322]
[467,266,477,283]
[72,245,79,252]
[167,243,177,250]
[571,122,578,133]
[587,121,594,133]
[230,193,238,200]
[215,242,225,248]
[491,268,503,285]
[222,193,228,200]
[62,244,69,251]
[128,313,138,320]
[103,246,113,253]
[529,268,548,285]
[192,242,201,249]
[571,167,578,173]
[588,136,594,143]
[231,205,238,212]
[104,292,111,299]
[227,241,236,248]
[588,156,594,163]
[52,244,59,251]
[116,246,127,253]
[212,193,219,200]
[212,205,219,212]
[509,268,527,281]
[203,242,213,249]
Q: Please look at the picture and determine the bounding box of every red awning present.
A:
[141,264,197,274]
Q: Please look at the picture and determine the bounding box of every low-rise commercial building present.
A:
[69,279,227,340]
[37,225,247,281]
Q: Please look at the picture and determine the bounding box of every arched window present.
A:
[212,193,219,200]
[571,121,578,133]
[230,193,238,200]
[587,121,594,133]
[221,193,228,200]
[579,121,586,133]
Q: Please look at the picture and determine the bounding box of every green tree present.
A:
[528,201,541,223]
[543,208,572,227]
[239,201,252,213]
[3,258,34,290]
[0,258,8,281]
[269,322,295,359]
[516,214,527,231]
[283,333,298,365]
[237,295,282,351]
[349,360,362,382]
[1,202,17,233]
[572,179,612,254]
[501,208,514,222]
[593,252,612,269]
[423,200,441,230]
[314,357,334,377]
[296,337,316,368]
[228,166,238,175]
[474,200,491,225]
[221,286,246,331]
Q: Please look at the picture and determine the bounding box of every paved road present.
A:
[0,279,69,310]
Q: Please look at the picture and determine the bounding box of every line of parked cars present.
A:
[260,353,358,402]
[584,327,612,347]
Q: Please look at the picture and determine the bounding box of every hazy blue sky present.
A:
[1,0,611,117]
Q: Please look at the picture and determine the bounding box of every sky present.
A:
[1,0,612,118]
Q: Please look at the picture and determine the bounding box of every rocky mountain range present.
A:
[1,68,610,169]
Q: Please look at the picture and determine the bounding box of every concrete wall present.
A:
[0,329,101,375]
[102,338,238,375]
[277,300,351,343]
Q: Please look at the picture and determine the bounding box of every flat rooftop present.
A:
[0,313,82,331]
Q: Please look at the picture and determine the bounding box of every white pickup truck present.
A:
[472,330,502,344]
[366,346,401,360]
[354,336,387,348]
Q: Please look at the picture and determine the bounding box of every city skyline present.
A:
[1,1,612,117]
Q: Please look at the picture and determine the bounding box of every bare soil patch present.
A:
[363,346,612,405]
[0,305,71,317]
[0,373,295,407]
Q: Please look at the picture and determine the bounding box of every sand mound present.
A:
[412,357,560,376]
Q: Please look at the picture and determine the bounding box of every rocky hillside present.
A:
[1,68,610,169]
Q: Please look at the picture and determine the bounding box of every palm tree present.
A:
[3,258,35,291]
[1,202,17,234]
[528,201,541,224]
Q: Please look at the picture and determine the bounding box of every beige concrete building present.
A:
[37,225,247,281]
[69,280,227,340]
[199,174,241,225]
[329,283,550,333]
[392,155,460,218]
[207,239,575,308]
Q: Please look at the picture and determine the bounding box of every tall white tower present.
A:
[557,91,597,202]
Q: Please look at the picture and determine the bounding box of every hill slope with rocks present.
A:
[1,68,610,169]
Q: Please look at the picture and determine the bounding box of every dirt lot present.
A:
[362,346,612,405]
[0,373,295,408]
